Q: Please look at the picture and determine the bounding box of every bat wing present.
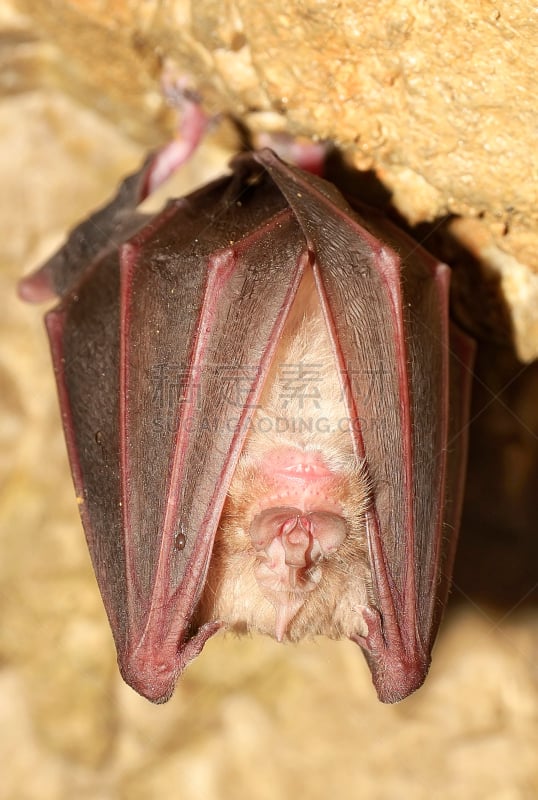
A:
[255,149,475,702]
[46,158,315,701]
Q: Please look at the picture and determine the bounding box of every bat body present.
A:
[198,267,372,644]
[21,144,474,703]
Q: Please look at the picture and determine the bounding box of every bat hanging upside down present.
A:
[20,136,474,704]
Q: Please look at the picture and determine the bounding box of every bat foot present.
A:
[142,104,209,196]
[255,132,329,176]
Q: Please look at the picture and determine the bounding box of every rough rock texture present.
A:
[1,3,538,799]
[7,0,538,360]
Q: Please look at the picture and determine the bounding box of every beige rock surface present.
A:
[8,0,538,359]
[1,4,538,799]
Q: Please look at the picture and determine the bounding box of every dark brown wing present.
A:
[46,158,315,701]
[254,149,474,702]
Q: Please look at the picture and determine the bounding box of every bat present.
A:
[20,142,475,704]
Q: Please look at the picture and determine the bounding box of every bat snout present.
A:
[249,504,349,637]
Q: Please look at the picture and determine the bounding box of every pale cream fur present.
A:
[197,271,372,641]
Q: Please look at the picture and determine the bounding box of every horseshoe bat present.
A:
[20,143,474,704]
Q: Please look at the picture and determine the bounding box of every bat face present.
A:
[20,145,475,704]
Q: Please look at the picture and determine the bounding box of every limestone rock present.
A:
[7,0,538,358]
